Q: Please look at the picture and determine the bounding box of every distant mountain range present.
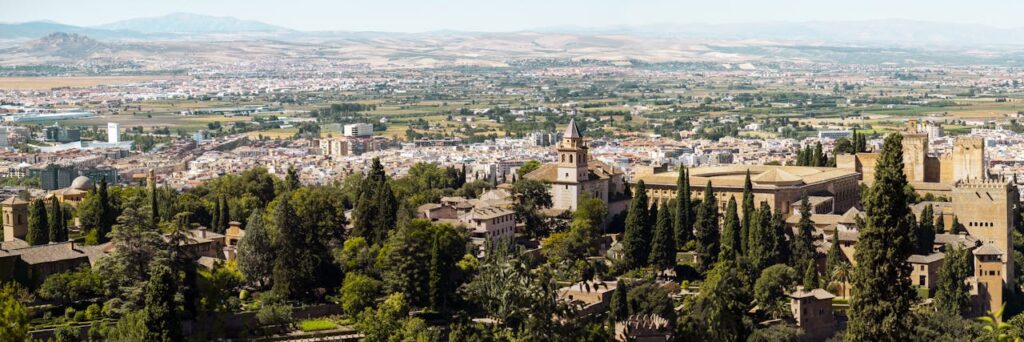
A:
[1,13,1023,47]
[95,12,291,34]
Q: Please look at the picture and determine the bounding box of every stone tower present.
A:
[953,179,1016,289]
[953,137,985,182]
[974,246,1006,318]
[557,118,589,184]
[551,118,589,211]
[2,195,29,242]
[902,119,929,183]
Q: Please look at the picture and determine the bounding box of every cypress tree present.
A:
[372,180,398,244]
[773,209,792,266]
[791,195,816,268]
[610,281,629,322]
[934,213,945,234]
[142,261,181,342]
[719,196,740,261]
[286,166,300,191]
[352,158,396,245]
[803,259,819,289]
[149,177,159,227]
[825,230,845,280]
[674,166,692,248]
[211,198,220,231]
[48,197,65,243]
[694,181,720,273]
[271,196,314,299]
[748,202,779,271]
[934,246,972,316]
[915,205,936,254]
[27,198,48,246]
[649,201,676,270]
[847,133,916,341]
[812,142,824,167]
[951,216,961,234]
[622,181,651,270]
[740,170,754,255]
[219,196,230,232]
[237,209,274,289]
[97,179,112,243]
[428,236,443,311]
[647,203,658,238]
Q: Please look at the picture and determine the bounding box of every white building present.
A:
[343,123,373,137]
[107,123,120,144]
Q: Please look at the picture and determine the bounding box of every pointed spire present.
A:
[564,117,581,138]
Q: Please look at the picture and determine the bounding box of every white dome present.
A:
[70,176,93,190]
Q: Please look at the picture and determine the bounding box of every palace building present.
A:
[837,119,986,196]
[632,164,861,216]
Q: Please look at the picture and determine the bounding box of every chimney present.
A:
[199,226,207,239]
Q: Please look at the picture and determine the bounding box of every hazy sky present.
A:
[4,0,1023,32]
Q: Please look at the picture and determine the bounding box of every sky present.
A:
[3,0,1024,32]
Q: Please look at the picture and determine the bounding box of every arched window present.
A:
[561,155,565,162]
[569,155,574,163]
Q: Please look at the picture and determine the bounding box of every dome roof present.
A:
[70,176,93,190]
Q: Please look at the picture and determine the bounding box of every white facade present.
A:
[343,123,373,137]
[107,122,120,144]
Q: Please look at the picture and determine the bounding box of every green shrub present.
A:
[64,307,77,320]
[256,303,293,327]
[298,319,337,332]
[84,303,101,321]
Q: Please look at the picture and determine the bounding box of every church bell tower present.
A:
[557,118,589,184]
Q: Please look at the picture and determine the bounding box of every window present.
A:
[919,275,926,286]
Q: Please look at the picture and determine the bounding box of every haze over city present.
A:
[1,1,1024,341]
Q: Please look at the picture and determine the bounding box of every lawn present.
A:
[297,319,337,332]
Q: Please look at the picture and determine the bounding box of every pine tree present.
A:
[740,170,754,255]
[915,205,936,254]
[649,201,676,270]
[694,181,720,273]
[719,196,740,261]
[142,261,181,342]
[934,246,971,316]
[803,259,819,289]
[847,133,916,341]
[622,181,651,270]
[791,195,816,268]
[237,209,274,289]
[27,198,48,246]
[674,166,692,248]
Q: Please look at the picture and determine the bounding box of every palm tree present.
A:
[831,261,852,298]
[977,303,1019,342]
